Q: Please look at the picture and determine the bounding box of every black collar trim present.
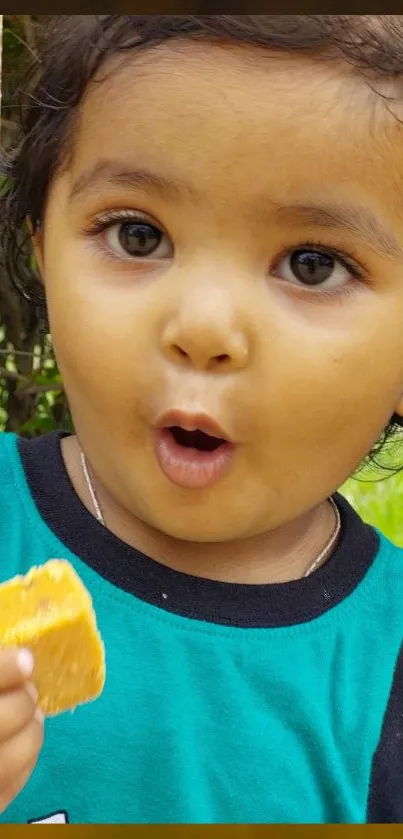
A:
[17,432,379,628]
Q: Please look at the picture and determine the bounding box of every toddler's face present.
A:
[37,44,403,541]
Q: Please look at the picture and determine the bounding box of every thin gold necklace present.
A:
[80,451,341,579]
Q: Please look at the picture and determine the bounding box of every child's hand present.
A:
[0,649,44,814]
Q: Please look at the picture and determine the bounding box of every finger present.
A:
[0,716,44,794]
[0,685,39,745]
[0,650,34,693]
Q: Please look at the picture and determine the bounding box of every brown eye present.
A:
[104,219,173,260]
[290,250,334,286]
[275,247,353,291]
[118,222,161,257]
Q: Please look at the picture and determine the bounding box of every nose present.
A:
[161,282,251,372]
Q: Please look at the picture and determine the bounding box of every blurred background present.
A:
[1,14,402,544]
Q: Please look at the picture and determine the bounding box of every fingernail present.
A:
[17,649,34,678]
[25,682,38,704]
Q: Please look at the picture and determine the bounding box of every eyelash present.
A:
[83,209,156,238]
[83,212,367,288]
[273,240,364,279]
[273,239,367,302]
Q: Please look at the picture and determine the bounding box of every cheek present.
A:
[251,316,401,481]
[44,251,167,425]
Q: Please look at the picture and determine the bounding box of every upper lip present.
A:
[155,410,232,442]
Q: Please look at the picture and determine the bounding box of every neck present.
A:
[62,436,337,585]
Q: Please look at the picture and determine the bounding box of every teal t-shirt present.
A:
[0,430,402,823]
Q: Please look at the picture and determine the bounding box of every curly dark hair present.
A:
[1,14,403,470]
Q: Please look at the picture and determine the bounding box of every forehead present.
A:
[70,42,403,222]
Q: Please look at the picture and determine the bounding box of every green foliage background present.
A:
[0,15,402,544]
[0,17,73,438]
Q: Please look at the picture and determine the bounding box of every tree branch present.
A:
[17,382,64,397]
[0,349,36,358]
[0,365,26,383]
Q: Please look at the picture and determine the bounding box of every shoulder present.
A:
[0,431,52,512]
[374,530,403,586]
[0,432,61,581]
[368,630,403,822]
[0,431,24,497]
[358,529,403,631]
[0,429,39,512]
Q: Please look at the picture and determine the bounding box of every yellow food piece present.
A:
[0,559,105,716]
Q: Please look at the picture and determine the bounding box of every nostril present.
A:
[169,345,232,367]
[173,345,188,359]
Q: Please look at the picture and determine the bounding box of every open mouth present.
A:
[154,420,234,489]
[168,426,226,453]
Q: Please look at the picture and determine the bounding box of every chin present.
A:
[132,470,264,543]
[146,507,253,543]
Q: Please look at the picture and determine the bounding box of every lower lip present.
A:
[154,429,234,489]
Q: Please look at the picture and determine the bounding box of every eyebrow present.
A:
[274,202,402,259]
[69,161,196,203]
[69,160,402,260]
